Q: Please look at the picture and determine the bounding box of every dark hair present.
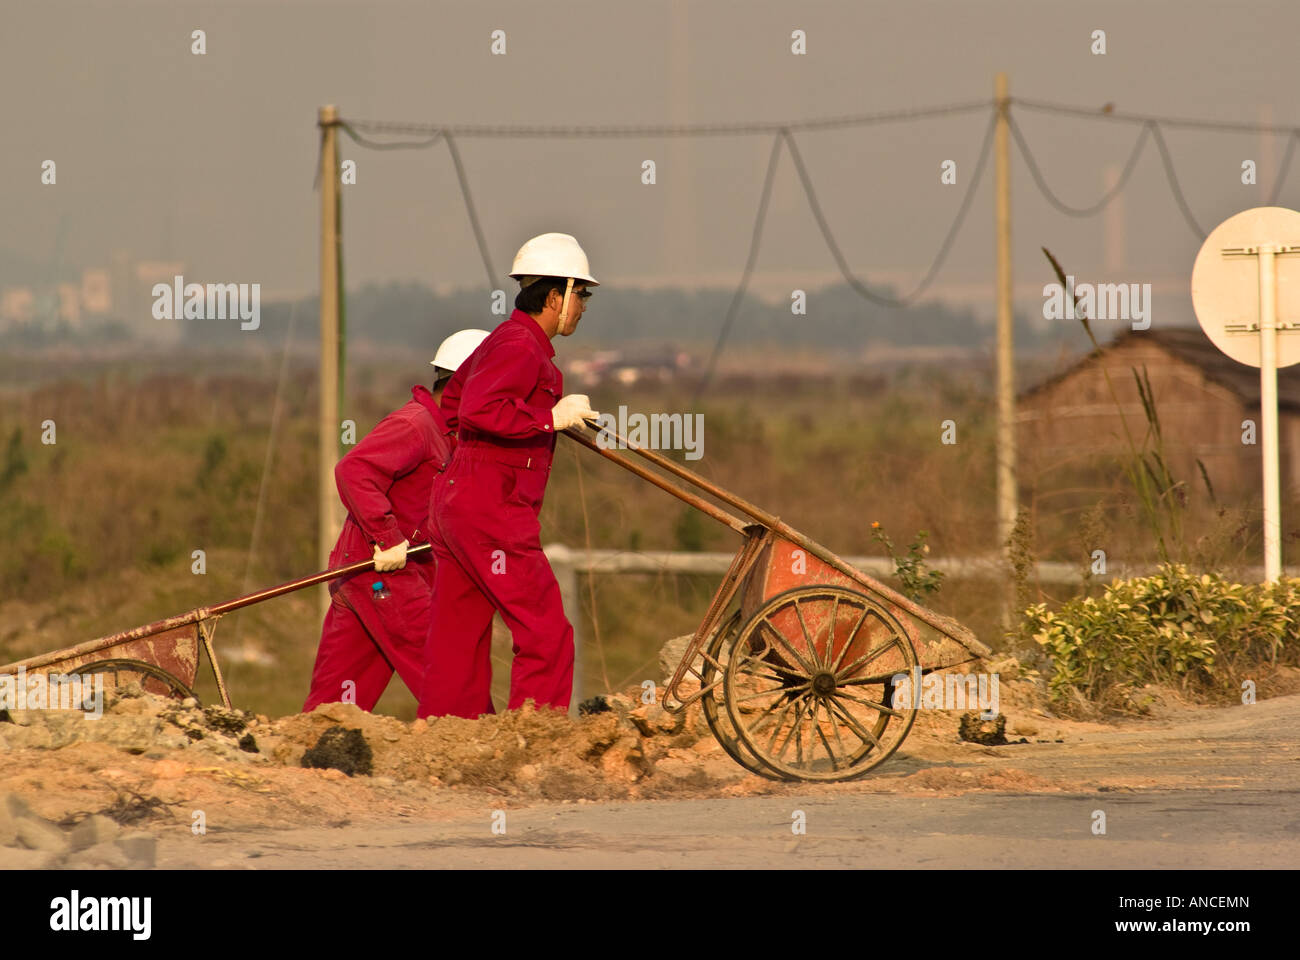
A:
[514,276,573,315]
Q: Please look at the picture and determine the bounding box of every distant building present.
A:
[134,260,185,340]
[68,257,185,339]
[110,249,133,321]
[81,269,112,315]
[0,287,34,324]
[566,348,691,388]
[57,284,81,326]
[1018,327,1300,502]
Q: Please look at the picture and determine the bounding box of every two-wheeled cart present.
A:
[565,421,989,782]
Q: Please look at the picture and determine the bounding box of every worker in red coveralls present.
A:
[418,233,600,719]
[303,328,489,713]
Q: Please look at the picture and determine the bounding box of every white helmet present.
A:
[509,233,598,286]
[431,328,489,376]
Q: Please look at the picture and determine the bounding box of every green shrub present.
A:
[870,523,944,603]
[1022,564,1299,714]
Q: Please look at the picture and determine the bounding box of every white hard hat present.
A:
[431,328,490,375]
[509,233,599,286]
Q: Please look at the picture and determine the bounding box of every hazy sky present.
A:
[4,0,1299,323]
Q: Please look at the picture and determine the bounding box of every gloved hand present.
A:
[551,393,599,432]
[373,539,409,572]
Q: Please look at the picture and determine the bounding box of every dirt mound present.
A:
[260,690,750,801]
[0,683,271,763]
[0,676,764,807]
[0,656,1069,805]
[0,649,1102,869]
[301,727,374,776]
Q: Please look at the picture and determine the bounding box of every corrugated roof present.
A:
[1021,326,1300,411]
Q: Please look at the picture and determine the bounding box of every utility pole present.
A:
[318,105,341,618]
[994,73,1017,612]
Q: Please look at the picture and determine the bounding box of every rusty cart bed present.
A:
[565,420,989,783]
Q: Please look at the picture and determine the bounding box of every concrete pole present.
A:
[994,74,1018,604]
[318,105,341,619]
[1258,245,1282,580]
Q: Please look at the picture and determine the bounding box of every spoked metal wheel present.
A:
[68,658,198,702]
[724,586,918,782]
[699,612,784,780]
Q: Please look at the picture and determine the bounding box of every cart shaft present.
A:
[563,423,988,656]
[0,544,431,675]
[563,426,749,533]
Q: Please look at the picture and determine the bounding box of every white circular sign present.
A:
[1191,206,1300,368]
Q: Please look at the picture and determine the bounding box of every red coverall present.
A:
[303,386,451,713]
[417,310,574,719]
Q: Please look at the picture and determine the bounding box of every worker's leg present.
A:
[303,591,394,713]
[443,531,574,713]
[352,564,435,702]
[418,536,496,719]
[497,542,574,712]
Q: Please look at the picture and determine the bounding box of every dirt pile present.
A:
[301,726,373,776]
[0,673,759,804]
[264,689,745,800]
[0,685,272,765]
[0,654,1065,804]
[0,647,1091,869]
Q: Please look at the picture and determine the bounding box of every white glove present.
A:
[551,393,599,432]
[373,539,409,572]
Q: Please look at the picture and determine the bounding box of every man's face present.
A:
[556,282,589,336]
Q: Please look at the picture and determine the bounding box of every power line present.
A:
[1008,114,1151,217]
[692,113,997,398]
[443,133,497,287]
[329,94,1300,390]
[694,133,785,402]
[338,122,444,151]
[1011,111,1211,240]
[337,100,993,140]
[783,110,998,308]
[1269,131,1299,205]
[1013,97,1300,135]
[1148,122,1207,239]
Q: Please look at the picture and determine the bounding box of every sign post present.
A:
[1191,207,1300,581]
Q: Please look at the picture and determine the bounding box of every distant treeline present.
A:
[2,280,1118,355]
[179,281,1092,354]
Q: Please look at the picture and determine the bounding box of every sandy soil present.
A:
[2,661,1298,868]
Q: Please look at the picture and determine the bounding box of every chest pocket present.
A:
[539,360,563,404]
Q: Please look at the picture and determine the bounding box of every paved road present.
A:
[159,788,1297,869]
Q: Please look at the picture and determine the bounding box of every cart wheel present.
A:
[68,658,198,703]
[724,586,918,782]
[698,612,785,780]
